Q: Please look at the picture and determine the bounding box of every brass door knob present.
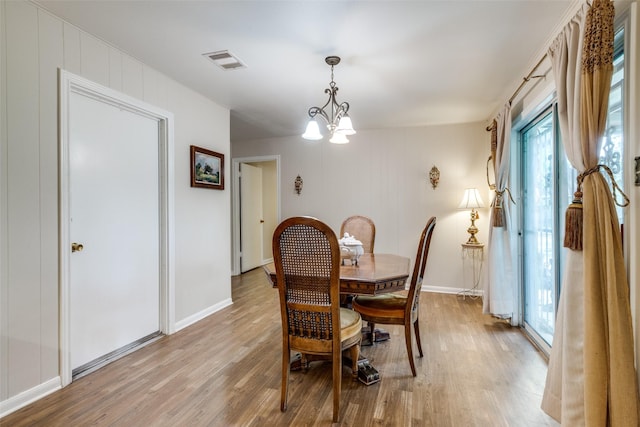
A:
[71,242,84,253]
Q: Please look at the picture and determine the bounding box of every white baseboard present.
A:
[422,285,483,297]
[0,377,61,419]
[174,298,233,332]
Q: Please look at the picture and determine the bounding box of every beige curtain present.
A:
[542,0,639,424]
[541,7,587,422]
[580,0,639,423]
[484,104,517,322]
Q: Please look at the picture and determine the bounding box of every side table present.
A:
[459,243,484,299]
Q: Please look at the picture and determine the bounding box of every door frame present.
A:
[231,155,280,276]
[58,70,175,386]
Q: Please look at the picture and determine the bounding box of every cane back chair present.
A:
[340,215,376,253]
[272,216,362,422]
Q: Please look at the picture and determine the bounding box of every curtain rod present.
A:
[486,53,548,131]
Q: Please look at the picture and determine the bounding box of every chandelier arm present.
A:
[308,106,330,124]
[335,101,349,121]
[321,87,336,121]
[330,90,341,123]
[308,87,338,125]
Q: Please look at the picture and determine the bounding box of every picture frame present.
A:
[190,145,225,190]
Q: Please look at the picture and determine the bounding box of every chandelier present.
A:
[302,56,356,144]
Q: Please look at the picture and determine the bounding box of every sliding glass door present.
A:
[518,26,625,353]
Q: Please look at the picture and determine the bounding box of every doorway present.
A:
[232,156,280,275]
[59,70,175,386]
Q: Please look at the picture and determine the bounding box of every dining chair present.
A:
[352,216,436,377]
[340,215,376,253]
[272,216,362,423]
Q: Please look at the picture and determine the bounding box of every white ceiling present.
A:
[35,0,579,142]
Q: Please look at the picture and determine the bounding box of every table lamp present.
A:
[459,188,485,245]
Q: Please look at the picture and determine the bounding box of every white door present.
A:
[69,91,160,371]
[240,163,263,272]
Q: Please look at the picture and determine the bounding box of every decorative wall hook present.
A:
[294,175,303,195]
[429,165,440,189]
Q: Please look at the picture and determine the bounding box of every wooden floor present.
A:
[2,268,558,426]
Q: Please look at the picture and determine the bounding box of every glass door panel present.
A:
[522,111,556,346]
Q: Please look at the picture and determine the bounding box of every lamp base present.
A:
[465,209,481,245]
[465,236,481,245]
[465,229,481,245]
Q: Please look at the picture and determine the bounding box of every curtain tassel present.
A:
[491,188,514,228]
[563,190,583,251]
[492,193,505,227]
[563,164,630,251]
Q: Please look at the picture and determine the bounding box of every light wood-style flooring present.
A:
[1,268,558,426]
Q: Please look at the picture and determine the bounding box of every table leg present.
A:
[361,324,390,346]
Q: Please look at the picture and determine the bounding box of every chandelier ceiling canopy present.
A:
[302,56,356,144]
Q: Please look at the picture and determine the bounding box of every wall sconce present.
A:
[294,175,303,195]
[429,166,440,189]
[459,188,485,245]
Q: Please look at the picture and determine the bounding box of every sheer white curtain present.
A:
[483,104,517,323]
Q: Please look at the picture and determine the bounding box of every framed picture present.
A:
[190,145,225,190]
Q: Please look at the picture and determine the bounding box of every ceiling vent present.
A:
[203,50,246,70]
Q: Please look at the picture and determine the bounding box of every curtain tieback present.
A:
[491,187,515,228]
[564,164,629,251]
[486,155,496,190]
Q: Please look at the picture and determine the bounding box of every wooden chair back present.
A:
[340,215,376,253]
[273,216,341,354]
[406,217,437,321]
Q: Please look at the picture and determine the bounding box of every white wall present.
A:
[232,122,490,291]
[0,0,231,412]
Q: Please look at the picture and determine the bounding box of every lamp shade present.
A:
[329,132,349,144]
[336,114,356,135]
[458,188,485,209]
[302,119,322,140]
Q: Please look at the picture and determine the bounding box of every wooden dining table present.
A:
[263,253,410,296]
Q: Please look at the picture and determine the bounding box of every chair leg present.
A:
[369,321,376,343]
[348,344,360,380]
[414,318,424,357]
[281,347,290,412]
[404,322,417,377]
[332,350,342,422]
